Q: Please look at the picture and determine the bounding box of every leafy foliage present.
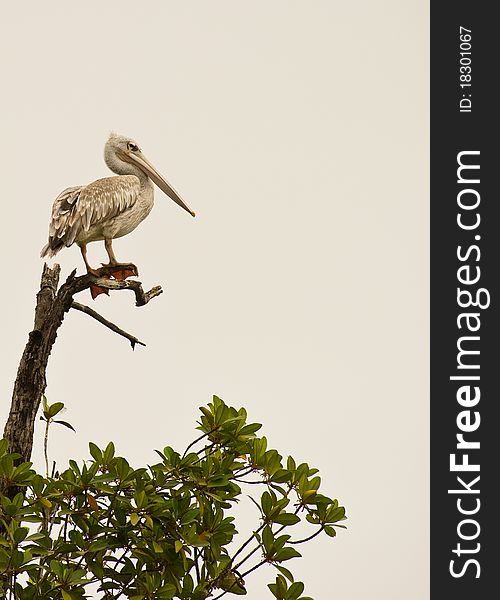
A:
[0,396,346,599]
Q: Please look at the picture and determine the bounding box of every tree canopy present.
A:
[0,396,346,599]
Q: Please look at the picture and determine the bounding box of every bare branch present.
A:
[55,265,163,307]
[288,527,324,544]
[71,301,146,349]
[88,276,163,306]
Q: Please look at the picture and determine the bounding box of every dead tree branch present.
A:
[2,264,162,465]
[90,276,163,306]
[71,301,146,349]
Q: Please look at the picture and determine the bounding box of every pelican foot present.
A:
[87,267,109,300]
[90,284,110,300]
[100,263,139,281]
[86,268,111,300]
[85,264,138,299]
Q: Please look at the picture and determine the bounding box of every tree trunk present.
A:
[3,264,162,465]
[3,264,67,462]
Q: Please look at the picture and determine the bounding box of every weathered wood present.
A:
[3,264,162,464]
[4,265,66,463]
[89,276,163,306]
[71,301,146,349]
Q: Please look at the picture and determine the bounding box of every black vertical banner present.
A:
[431,3,499,598]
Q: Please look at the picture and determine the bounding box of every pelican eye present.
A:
[127,142,139,152]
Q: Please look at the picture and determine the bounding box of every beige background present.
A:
[0,2,429,598]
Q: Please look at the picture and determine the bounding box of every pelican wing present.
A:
[41,175,140,257]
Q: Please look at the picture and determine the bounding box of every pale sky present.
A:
[0,2,429,598]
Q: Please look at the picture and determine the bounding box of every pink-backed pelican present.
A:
[41,133,195,295]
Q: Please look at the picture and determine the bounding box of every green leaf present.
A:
[305,514,319,524]
[13,527,29,544]
[89,442,102,462]
[103,441,115,463]
[182,574,194,596]
[324,525,337,537]
[262,525,274,553]
[0,439,8,456]
[134,489,146,508]
[326,506,346,523]
[50,560,64,579]
[89,538,110,552]
[12,461,34,484]
[274,547,302,562]
[276,575,288,597]
[39,497,52,509]
[287,581,305,600]
[47,402,65,418]
[219,571,247,595]
[273,513,300,526]
[54,420,76,433]
[11,549,25,568]
[262,491,273,517]
[275,565,294,583]
[61,591,81,600]
[26,532,47,542]
[0,454,14,478]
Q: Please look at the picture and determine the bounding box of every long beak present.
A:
[124,151,195,217]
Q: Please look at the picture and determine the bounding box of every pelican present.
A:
[41,133,195,295]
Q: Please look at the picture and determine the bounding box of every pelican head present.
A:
[104,133,195,217]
